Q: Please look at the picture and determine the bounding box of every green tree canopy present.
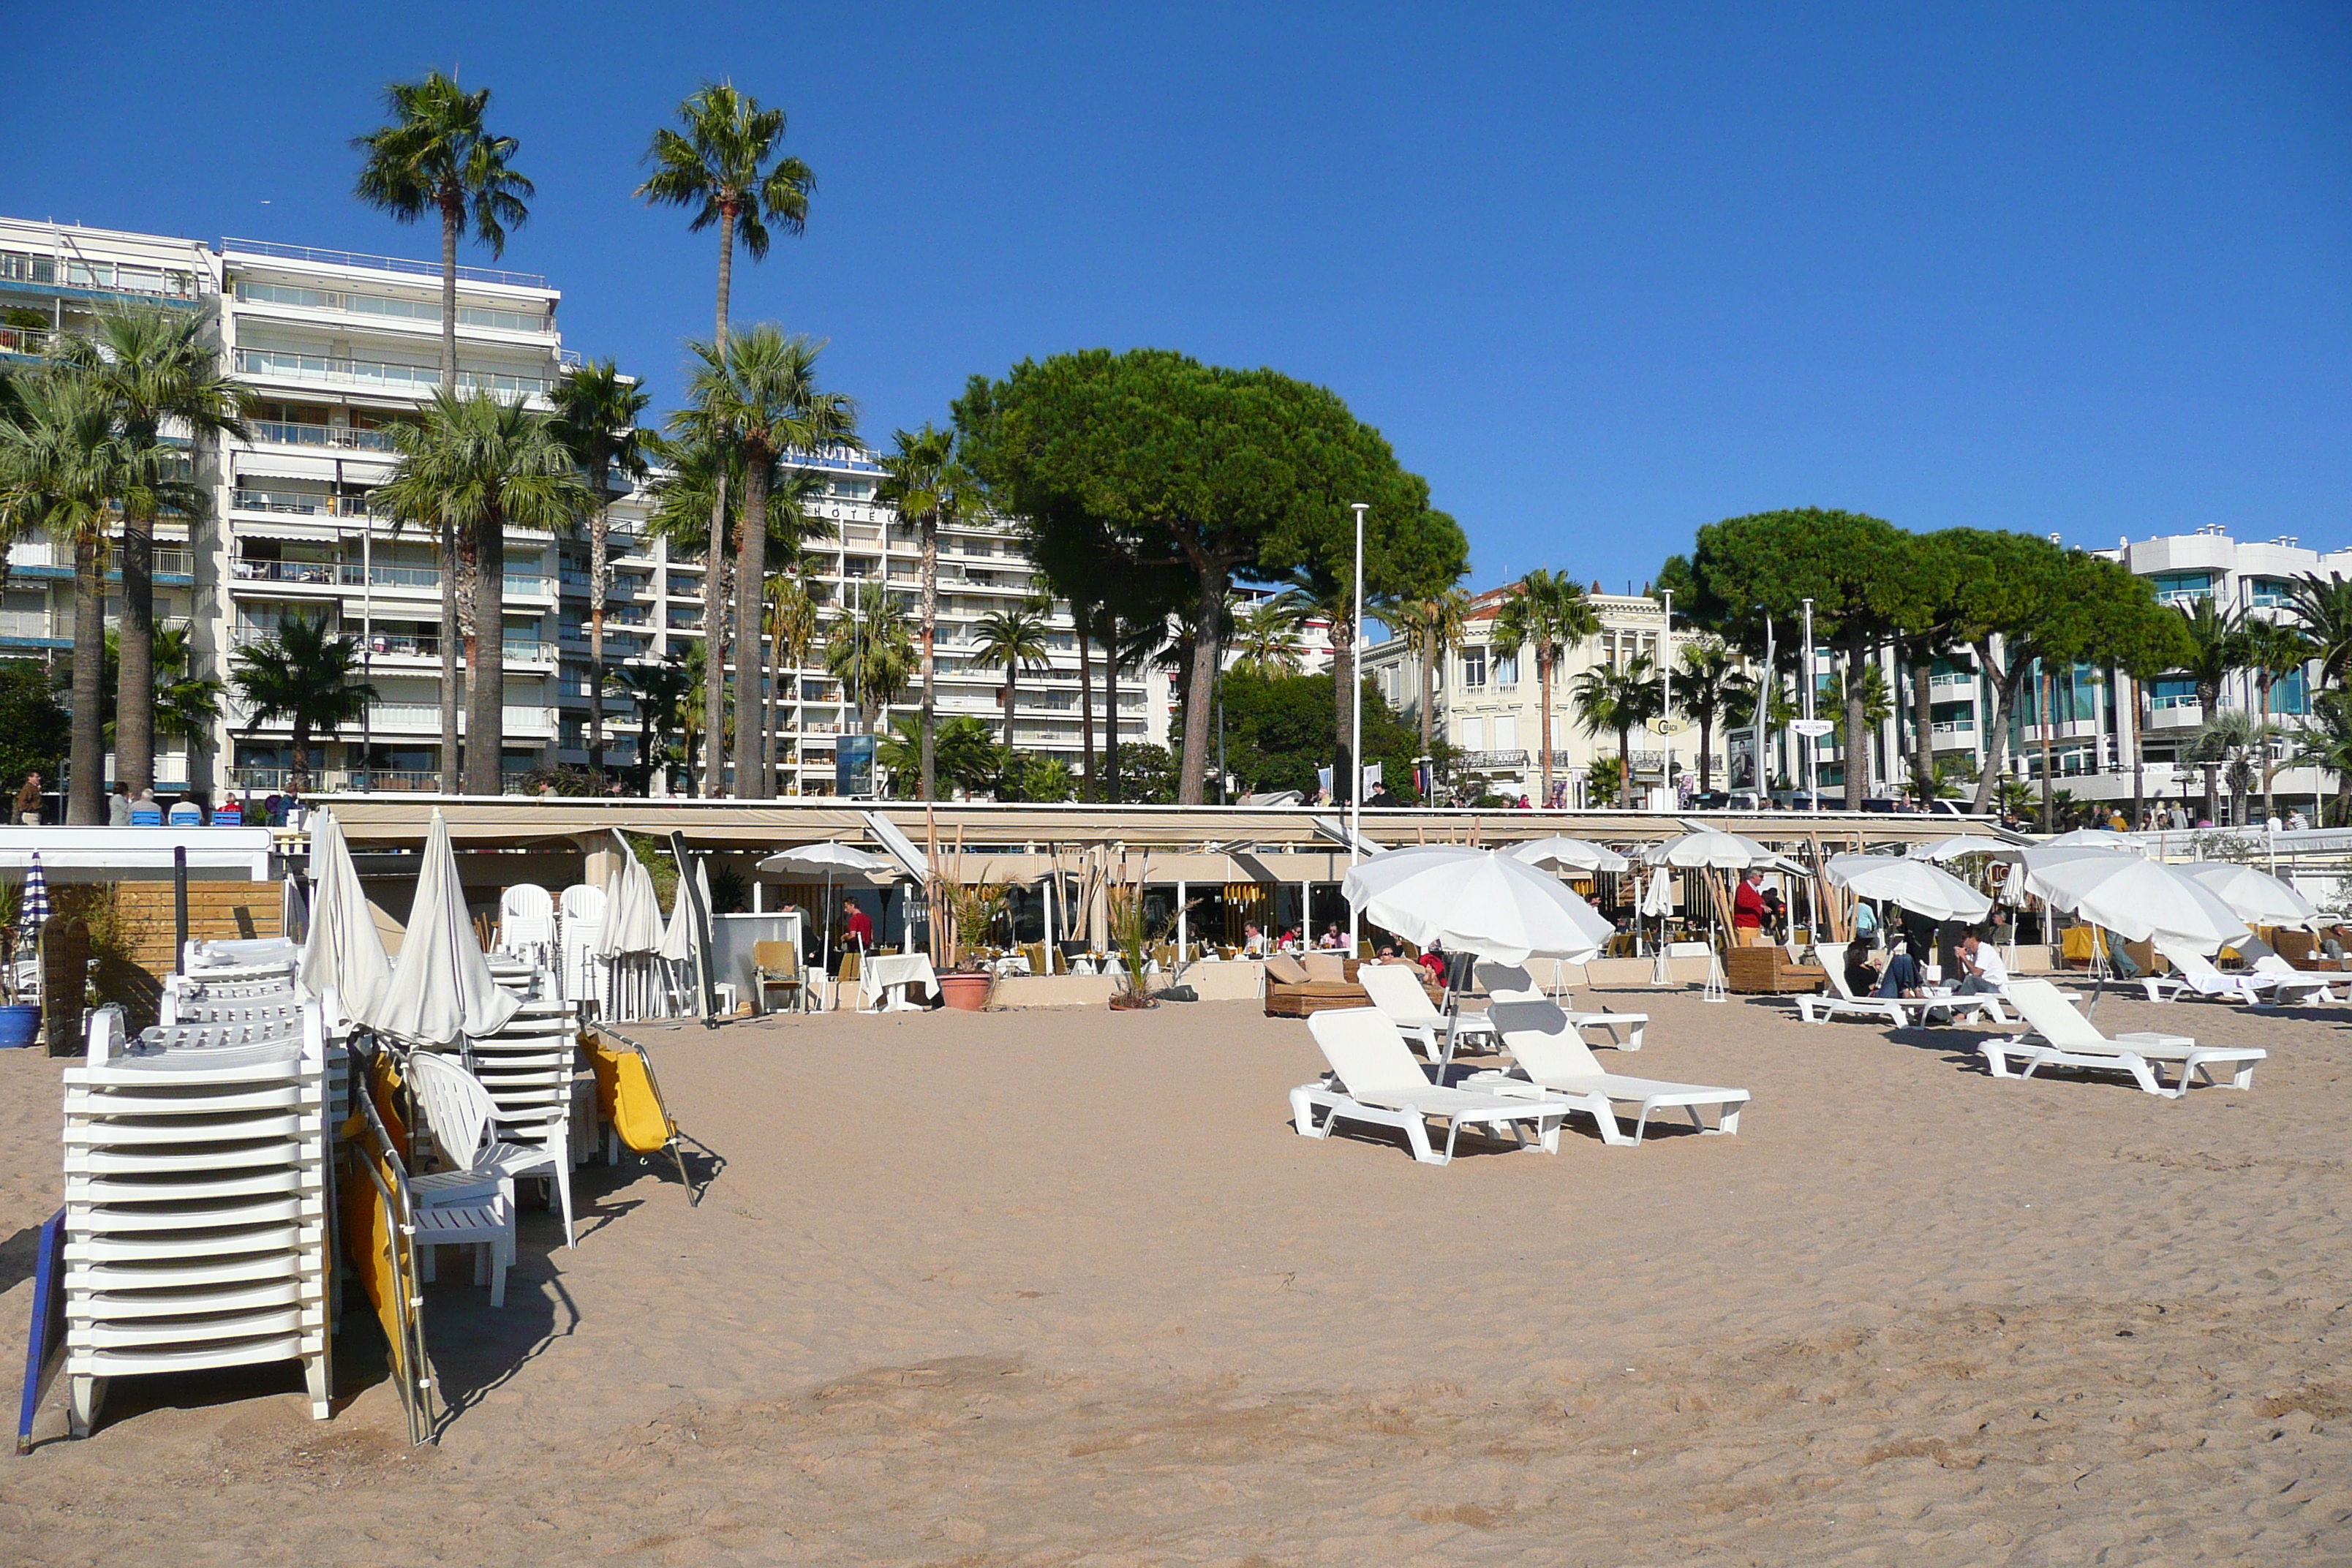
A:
[1205,669,1425,804]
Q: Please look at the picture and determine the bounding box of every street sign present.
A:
[1790,719,1835,738]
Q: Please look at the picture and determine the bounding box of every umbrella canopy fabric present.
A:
[659,856,713,963]
[1342,847,1615,965]
[1509,836,1630,873]
[365,809,520,1046]
[2040,827,2141,851]
[2019,847,2250,950]
[1824,853,1993,923]
[1639,867,1676,917]
[1643,829,1782,870]
[757,843,894,878]
[1911,835,2024,863]
[298,810,391,1025]
[18,851,49,937]
[2178,861,2320,930]
[597,837,664,958]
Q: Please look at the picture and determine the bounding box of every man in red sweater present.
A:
[1732,870,1767,946]
[842,897,875,951]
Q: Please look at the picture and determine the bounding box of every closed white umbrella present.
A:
[1824,853,1993,924]
[365,808,520,1046]
[298,810,391,1028]
[596,834,663,958]
[1639,867,1676,917]
[1509,836,1629,873]
[2019,847,2250,951]
[1911,835,2024,863]
[1341,847,1615,965]
[2178,862,2319,930]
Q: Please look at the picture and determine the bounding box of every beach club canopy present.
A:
[1824,853,1993,924]
[1643,829,1791,872]
[1509,836,1630,874]
[2177,861,2320,930]
[297,810,391,1026]
[1342,846,1615,965]
[2019,846,2250,951]
[365,809,520,1046]
[597,835,665,959]
[1911,835,2024,863]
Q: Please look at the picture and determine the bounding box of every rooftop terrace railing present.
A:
[222,237,548,290]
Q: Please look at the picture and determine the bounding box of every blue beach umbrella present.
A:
[19,851,50,940]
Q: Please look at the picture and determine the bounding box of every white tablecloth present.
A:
[859,953,938,1011]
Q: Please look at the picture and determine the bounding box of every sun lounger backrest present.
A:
[1815,943,1858,1000]
[2237,938,2301,978]
[1489,999,1605,1079]
[2003,977,2107,1048]
[407,1049,499,1173]
[2154,938,2225,981]
[1307,1008,1434,1103]
[1473,961,1537,998]
[1358,964,1443,1025]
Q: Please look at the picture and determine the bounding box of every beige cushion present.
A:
[1302,952,1348,984]
[1264,954,1309,986]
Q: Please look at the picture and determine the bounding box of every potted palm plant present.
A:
[1106,885,1156,1010]
[935,877,1009,1010]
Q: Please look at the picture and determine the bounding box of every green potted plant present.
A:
[936,877,1009,1010]
[1106,885,1156,1010]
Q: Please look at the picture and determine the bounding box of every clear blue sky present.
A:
[8,3,2348,595]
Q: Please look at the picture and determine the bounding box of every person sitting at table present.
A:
[1417,941,1448,984]
[840,897,874,955]
[1239,921,1268,957]
[1317,923,1347,950]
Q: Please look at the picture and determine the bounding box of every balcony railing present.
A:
[249,419,400,453]
[234,347,549,399]
[7,540,194,578]
[234,280,553,334]
[231,487,367,518]
[0,325,55,358]
[222,238,547,290]
[0,610,63,641]
[346,564,439,589]
[233,558,342,586]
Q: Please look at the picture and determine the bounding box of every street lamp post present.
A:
[1801,597,1817,813]
[1659,590,1674,805]
[1348,501,1367,954]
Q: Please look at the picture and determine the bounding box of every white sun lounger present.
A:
[1291,1008,1568,1166]
[1479,999,1746,1145]
[1795,943,2007,1028]
[2231,936,2341,1003]
[2141,939,2282,1006]
[1983,976,2265,1098]
[1356,963,1468,1061]
[1471,961,1648,1051]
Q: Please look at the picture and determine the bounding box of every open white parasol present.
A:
[2176,861,2319,930]
[1509,836,1630,873]
[1824,853,1993,924]
[1341,847,1615,965]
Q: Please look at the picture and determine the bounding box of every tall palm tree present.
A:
[0,374,192,822]
[764,571,821,794]
[2286,572,2352,688]
[1229,599,1306,677]
[1391,587,1469,764]
[2243,617,2315,823]
[638,83,816,795]
[874,423,976,800]
[1571,653,1659,781]
[354,71,532,792]
[823,579,913,734]
[53,307,249,796]
[1491,570,1600,805]
[2289,690,2352,826]
[970,603,1052,745]
[2171,598,2249,827]
[549,360,650,780]
[372,390,591,795]
[230,617,377,791]
[679,326,854,796]
[1673,638,1739,794]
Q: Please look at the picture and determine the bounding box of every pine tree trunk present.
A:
[67,535,104,824]
[1844,636,1869,810]
[1910,649,1934,799]
[1177,561,1229,806]
[1103,608,1121,804]
[1537,652,1553,805]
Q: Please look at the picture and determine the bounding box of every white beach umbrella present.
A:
[2040,826,2142,852]
[298,810,391,1028]
[759,842,896,976]
[1643,829,1780,870]
[1509,836,1630,873]
[366,809,520,1046]
[1341,847,1614,965]
[2019,847,2250,951]
[1911,834,2024,863]
[2178,861,2320,930]
[1824,853,1993,924]
[1639,866,1676,917]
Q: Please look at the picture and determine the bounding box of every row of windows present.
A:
[235,280,549,335]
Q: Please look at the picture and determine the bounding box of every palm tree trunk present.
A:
[118,502,155,796]
[704,208,736,799]
[1330,604,1354,806]
[1536,652,1553,806]
[292,724,312,794]
[1699,712,1714,794]
[733,456,767,796]
[1103,609,1121,804]
[462,518,506,796]
[1418,619,1436,761]
[2259,674,2277,825]
[589,494,609,777]
[67,535,105,824]
[1910,649,1934,800]
[919,508,938,801]
[761,603,777,797]
[1005,659,1019,748]
[1178,560,1230,807]
[438,202,462,795]
[1076,600,1096,794]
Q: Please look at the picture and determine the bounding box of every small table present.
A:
[859,953,938,1012]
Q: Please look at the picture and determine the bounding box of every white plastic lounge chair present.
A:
[1356,963,1465,1060]
[2231,935,2340,1003]
[1291,1008,1568,1166]
[1795,942,2005,1028]
[2141,939,2281,1006]
[1473,961,1647,1051]
[1982,977,2265,1098]
[1481,999,1746,1145]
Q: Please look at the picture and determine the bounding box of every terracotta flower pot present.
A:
[1108,992,1156,1011]
[938,972,993,1011]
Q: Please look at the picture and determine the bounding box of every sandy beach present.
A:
[2,987,2348,1565]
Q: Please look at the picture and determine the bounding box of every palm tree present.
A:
[1391,587,1469,762]
[874,423,976,802]
[1673,638,1739,794]
[1491,570,1600,806]
[2288,690,2352,826]
[823,579,913,734]
[371,390,591,794]
[2185,709,2266,826]
[549,360,651,780]
[637,83,815,794]
[618,653,693,796]
[970,603,1052,744]
[230,617,377,791]
[53,306,249,796]
[1229,599,1306,677]
[2243,617,2315,823]
[355,72,532,795]
[2171,598,2249,826]
[1571,653,1659,780]
[764,571,820,794]
[0,373,192,822]
[679,326,854,796]
[101,623,225,766]
[2286,572,2352,687]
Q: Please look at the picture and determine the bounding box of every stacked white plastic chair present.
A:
[59,990,331,1436]
[494,884,557,970]
[558,883,607,1015]
[459,995,582,1248]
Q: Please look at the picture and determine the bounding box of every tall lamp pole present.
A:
[1800,596,1817,813]
[1348,501,1367,954]
[1659,590,1674,805]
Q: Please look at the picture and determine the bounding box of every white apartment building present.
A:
[0,215,1166,799]
[1363,585,1733,806]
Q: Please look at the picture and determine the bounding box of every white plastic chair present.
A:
[404,1052,555,1281]
[1473,960,1648,1051]
[498,883,557,959]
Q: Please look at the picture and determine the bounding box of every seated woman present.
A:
[1874,944,1926,1000]
[1844,943,1881,998]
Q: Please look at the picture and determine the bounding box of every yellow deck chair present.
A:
[584,1025,696,1202]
